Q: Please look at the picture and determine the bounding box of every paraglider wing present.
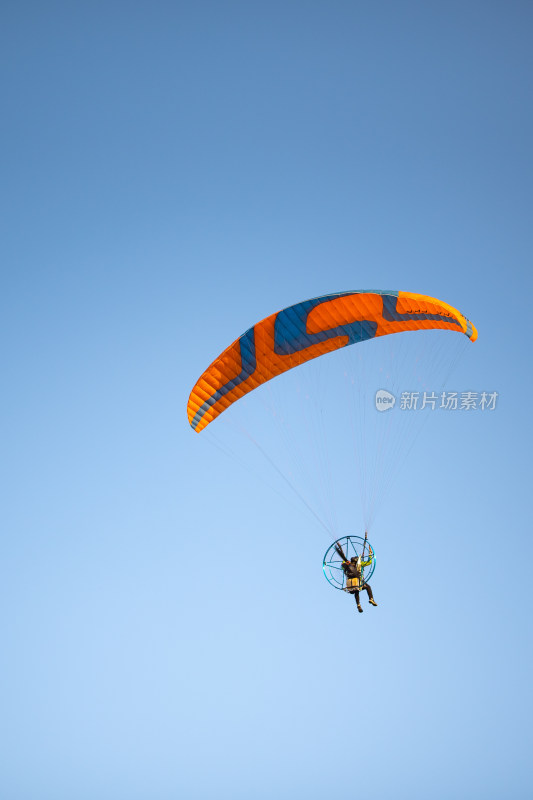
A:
[187,289,477,433]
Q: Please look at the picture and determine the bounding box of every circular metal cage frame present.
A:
[323,535,376,591]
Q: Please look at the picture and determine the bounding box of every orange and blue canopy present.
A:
[187,289,477,433]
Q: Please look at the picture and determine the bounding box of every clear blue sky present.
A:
[1,2,532,798]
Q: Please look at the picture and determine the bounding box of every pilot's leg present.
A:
[363,583,378,607]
